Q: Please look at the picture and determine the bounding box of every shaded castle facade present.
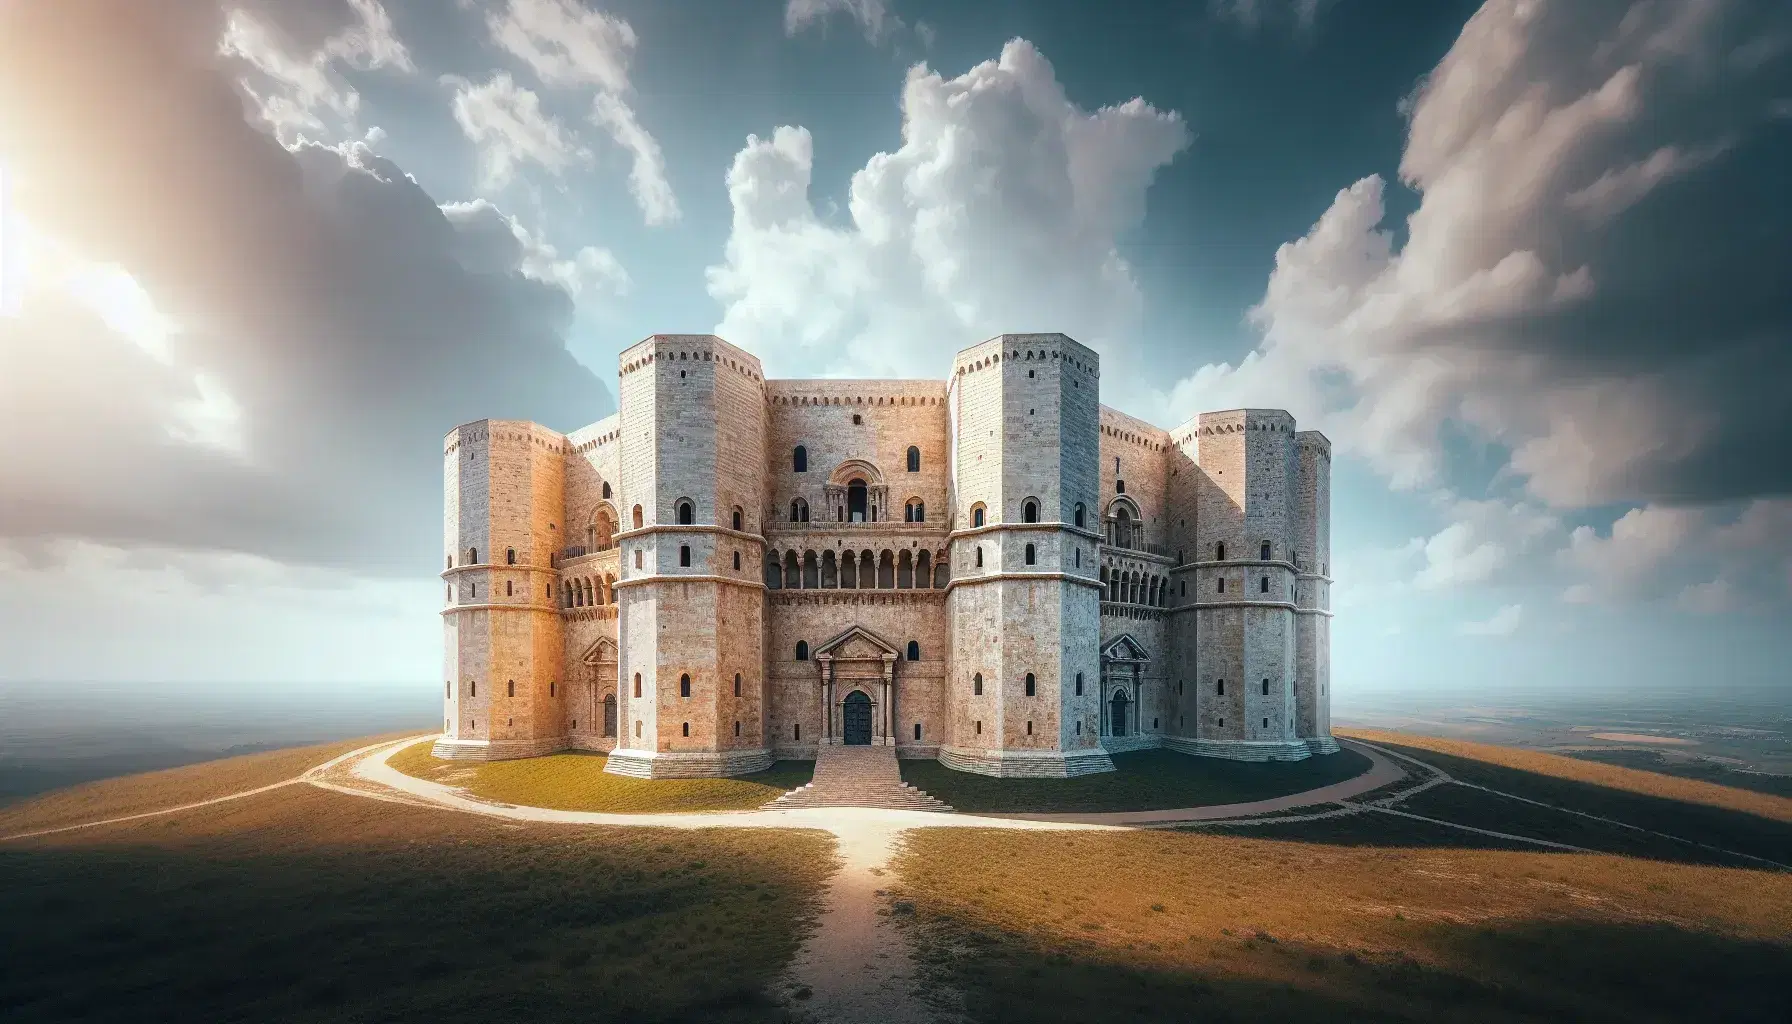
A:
[437,334,1335,777]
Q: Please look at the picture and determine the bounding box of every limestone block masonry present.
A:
[435,334,1335,777]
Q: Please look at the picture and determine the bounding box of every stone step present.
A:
[761,743,953,812]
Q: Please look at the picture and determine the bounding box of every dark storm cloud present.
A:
[0,0,612,573]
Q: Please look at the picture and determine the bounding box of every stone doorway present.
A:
[1110,691,1131,737]
[842,690,873,745]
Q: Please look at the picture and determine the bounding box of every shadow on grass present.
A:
[900,901,1792,1023]
[1,788,830,1023]
[1372,741,1792,865]
[898,747,1373,813]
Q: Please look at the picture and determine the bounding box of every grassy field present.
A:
[1341,728,1792,822]
[1361,738,1792,866]
[897,747,1372,813]
[2,778,833,1023]
[1560,747,1792,798]
[892,826,1792,1023]
[388,740,815,813]
[893,737,1792,1022]
[0,733,417,837]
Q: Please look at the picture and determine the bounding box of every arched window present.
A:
[506,548,516,565]
[682,721,689,737]
[790,498,809,523]
[507,679,515,697]
[1024,543,1036,565]
[468,547,478,564]
[794,446,808,472]
[973,673,983,695]
[1217,577,1225,593]
[905,500,925,523]
[602,481,612,499]
[734,673,742,697]
[1216,541,1226,561]
[796,641,809,661]
[1075,549,1081,568]
[1022,499,1039,523]
[732,507,743,531]
[975,546,984,568]
[676,499,694,525]
[1025,673,1036,697]
[733,551,741,570]
[680,674,691,697]
[603,694,616,736]
[1075,672,1083,696]
[632,505,644,530]
[1260,575,1269,593]
[679,545,691,567]
[907,641,920,661]
[914,723,922,740]
[633,673,642,697]
[1074,503,1085,528]
[1261,540,1272,561]
[971,504,985,528]
[906,446,920,472]
[735,721,741,737]
[505,580,512,596]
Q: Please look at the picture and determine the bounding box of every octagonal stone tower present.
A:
[941,334,1113,776]
[604,335,773,778]
[436,419,568,759]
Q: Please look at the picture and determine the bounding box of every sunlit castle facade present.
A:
[436,334,1336,778]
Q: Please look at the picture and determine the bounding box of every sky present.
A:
[0,0,1789,699]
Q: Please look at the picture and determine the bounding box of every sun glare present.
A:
[0,163,21,317]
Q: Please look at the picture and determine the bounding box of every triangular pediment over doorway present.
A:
[581,636,617,665]
[1101,634,1148,662]
[814,624,899,661]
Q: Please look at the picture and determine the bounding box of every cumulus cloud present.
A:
[220,0,413,136]
[445,71,590,189]
[484,0,679,224]
[1560,498,1792,609]
[707,39,1190,380]
[0,0,613,573]
[1459,603,1523,636]
[785,0,897,44]
[1169,0,1792,509]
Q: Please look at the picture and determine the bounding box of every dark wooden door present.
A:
[1110,693,1129,737]
[843,690,873,745]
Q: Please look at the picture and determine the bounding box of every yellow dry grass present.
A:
[1340,727,1792,823]
[893,826,1792,1022]
[0,732,417,837]
[387,739,814,813]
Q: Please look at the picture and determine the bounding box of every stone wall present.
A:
[437,333,1333,771]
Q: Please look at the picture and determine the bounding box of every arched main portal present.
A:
[1110,691,1131,737]
[843,690,873,745]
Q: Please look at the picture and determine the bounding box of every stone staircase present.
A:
[764,744,953,812]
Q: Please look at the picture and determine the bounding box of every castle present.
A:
[437,334,1335,778]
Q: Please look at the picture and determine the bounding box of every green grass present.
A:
[897,747,1372,813]
[388,741,815,813]
[2,780,832,1023]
